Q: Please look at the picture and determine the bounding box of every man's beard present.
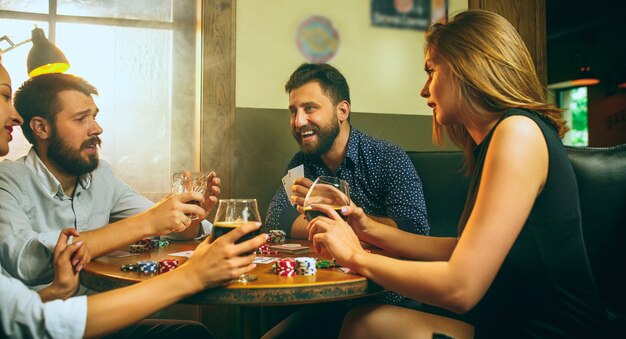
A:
[47,129,101,177]
[294,112,340,157]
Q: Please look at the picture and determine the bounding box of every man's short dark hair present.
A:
[14,73,98,147]
[285,63,351,107]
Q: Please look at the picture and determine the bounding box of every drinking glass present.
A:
[171,170,209,220]
[303,176,350,221]
[211,199,262,282]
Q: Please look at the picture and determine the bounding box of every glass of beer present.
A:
[171,170,209,220]
[211,199,262,282]
[303,176,350,221]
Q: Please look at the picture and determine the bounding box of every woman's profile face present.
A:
[0,64,23,156]
[420,50,460,126]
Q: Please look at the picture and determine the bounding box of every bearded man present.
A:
[0,73,219,286]
[262,63,432,337]
[265,63,430,240]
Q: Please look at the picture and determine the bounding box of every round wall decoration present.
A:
[296,15,339,63]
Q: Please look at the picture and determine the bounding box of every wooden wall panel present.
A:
[201,0,237,199]
[468,0,547,86]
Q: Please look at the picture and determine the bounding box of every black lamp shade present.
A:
[27,27,70,77]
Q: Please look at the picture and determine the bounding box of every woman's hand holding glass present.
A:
[185,222,267,289]
[306,204,367,270]
[211,199,263,282]
[302,176,351,221]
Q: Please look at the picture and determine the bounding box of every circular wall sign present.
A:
[296,16,339,63]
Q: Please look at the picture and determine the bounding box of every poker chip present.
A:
[120,264,138,272]
[138,260,158,274]
[134,239,151,246]
[129,244,148,253]
[268,230,286,243]
[275,258,296,276]
[257,243,278,255]
[157,240,170,247]
[294,257,317,275]
[149,239,160,249]
[158,258,179,273]
[316,259,340,268]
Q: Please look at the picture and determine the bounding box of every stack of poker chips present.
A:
[257,243,278,255]
[129,244,148,253]
[275,258,296,276]
[121,264,138,272]
[294,257,317,275]
[129,238,170,253]
[268,230,286,243]
[137,260,158,274]
[316,259,340,268]
[158,258,179,273]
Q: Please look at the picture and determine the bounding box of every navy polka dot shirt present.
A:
[265,127,430,236]
[264,128,430,305]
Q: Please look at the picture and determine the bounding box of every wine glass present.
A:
[303,176,350,221]
[171,170,209,220]
[211,199,262,282]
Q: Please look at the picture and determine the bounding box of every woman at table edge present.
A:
[306,10,609,338]
[0,56,268,338]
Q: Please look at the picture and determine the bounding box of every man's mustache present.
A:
[81,136,102,149]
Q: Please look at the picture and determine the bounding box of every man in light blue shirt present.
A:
[0,73,219,285]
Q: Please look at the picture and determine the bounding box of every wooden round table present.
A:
[81,239,383,306]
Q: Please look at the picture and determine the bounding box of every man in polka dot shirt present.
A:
[261,63,432,337]
[265,63,430,240]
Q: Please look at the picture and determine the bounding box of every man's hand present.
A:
[39,228,89,301]
[200,171,221,218]
[290,177,314,213]
[145,192,206,235]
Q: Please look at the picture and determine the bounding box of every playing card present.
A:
[282,165,304,201]
[288,165,304,182]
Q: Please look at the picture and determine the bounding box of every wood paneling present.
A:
[201,0,237,198]
[468,0,547,86]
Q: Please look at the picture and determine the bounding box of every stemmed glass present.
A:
[211,199,262,282]
[303,176,350,221]
[171,170,209,220]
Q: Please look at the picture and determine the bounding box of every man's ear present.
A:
[337,101,350,122]
[30,117,52,141]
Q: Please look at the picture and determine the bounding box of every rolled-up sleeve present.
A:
[1,272,87,339]
[0,176,54,285]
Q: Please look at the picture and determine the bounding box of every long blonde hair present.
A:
[425,10,566,172]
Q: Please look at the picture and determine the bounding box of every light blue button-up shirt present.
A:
[0,148,154,285]
[1,266,86,338]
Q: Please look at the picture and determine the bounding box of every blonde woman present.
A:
[306,10,609,338]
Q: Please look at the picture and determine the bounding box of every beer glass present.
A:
[302,176,350,221]
[212,199,262,282]
[171,170,209,220]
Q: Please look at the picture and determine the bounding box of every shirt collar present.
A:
[344,126,360,168]
[24,148,92,198]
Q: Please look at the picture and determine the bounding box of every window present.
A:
[0,0,199,201]
[559,87,589,146]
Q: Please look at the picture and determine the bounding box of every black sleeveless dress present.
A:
[458,109,609,338]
